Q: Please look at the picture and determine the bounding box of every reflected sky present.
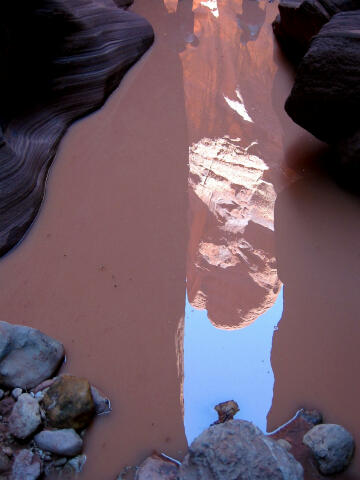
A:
[183,285,283,443]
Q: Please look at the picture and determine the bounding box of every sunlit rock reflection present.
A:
[188,136,280,328]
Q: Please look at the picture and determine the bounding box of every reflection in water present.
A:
[184,286,283,443]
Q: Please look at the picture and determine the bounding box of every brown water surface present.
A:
[0,0,359,478]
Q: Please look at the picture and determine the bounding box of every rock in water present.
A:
[136,453,179,480]
[285,11,360,144]
[8,393,41,439]
[179,420,304,480]
[0,321,64,389]
[34,429,83,457]
[42,375,95,430]
[303,424,354,474]
[0,0,154,257]
[11,450,41,480]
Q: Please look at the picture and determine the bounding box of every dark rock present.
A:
[0,397,15,417]
[34,429,83,457]
[11,449,41,480]
[135,453,179,480]
[90,385,111,415]
[0,322,64,390]
[284,11,360,144]
[273,0,359,61]
[0,0,154,257]
[179,420,304,479]
[0,450,11,474]
[303,423,355,474]
[42,375,95,430]
[8,393,41,439]
[213,400,239,424]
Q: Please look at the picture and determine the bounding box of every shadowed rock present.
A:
[0,0,154,257]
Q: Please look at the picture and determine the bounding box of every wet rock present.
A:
[0,450,11,473]
[213,400,239,424]
[8,393,41,440]
[11,449,41,480]
[90,386,111,415]
[179,420,304,479]
[136,453,179,480]
[34,429,83,457]
[42,375,95,430]
[303,423,354,474]
[284,11,360,144]
[64,455,87,474]
[0,322,64,389]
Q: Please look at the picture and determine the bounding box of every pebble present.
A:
[11,449,41,480]
[11,388,22,400]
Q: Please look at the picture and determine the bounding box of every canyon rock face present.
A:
[0,0,154,257]
[188,137,280,328]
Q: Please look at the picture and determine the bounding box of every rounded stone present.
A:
[8,393,41,439]
[34,428,83,457]
[303,423,354,475]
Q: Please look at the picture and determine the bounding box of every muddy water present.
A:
[1,0,360,478]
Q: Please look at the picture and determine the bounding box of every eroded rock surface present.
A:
[179,420,304,480]
[0,0,154,257]
[0,322,64,390]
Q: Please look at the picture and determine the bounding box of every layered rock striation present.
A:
[0,0,154,257]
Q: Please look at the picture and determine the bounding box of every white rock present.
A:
[8,393,41,439]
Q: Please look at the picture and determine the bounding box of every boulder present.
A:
[34,429,83,457]
[42,375,95,430]
[273,0,359,60]
[284,11,360,144]
[0,321,64,390]
[8,393,41,439]
[179,420,304,479]
[303,423,354,474]
[136,454,179,480]
[11,450,41,480]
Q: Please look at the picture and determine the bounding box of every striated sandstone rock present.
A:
[0,0,154,257]
[179,420,304,480]
[42,375,95,430]
[303,424,354,474]
[8,393,41,440]
[34,429,83,457]
[0,322,64,390]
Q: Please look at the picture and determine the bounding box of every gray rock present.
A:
[90,385,111,415]
[8,394,41,439]
[0,450,11,473]
[179,420,304,480]
[66,454,87,473]
[0,322,64,389]
[11,388,22,400]
[11,449,41,480]
[303,423,354,474]
[34,429,83,457]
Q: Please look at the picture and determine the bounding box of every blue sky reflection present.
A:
[183,286,283,444]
